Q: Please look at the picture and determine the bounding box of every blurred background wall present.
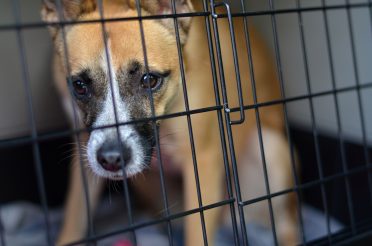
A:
[238,0,372,145]
[0,0,68,140]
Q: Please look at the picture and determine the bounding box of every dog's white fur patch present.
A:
[87,40,145,179]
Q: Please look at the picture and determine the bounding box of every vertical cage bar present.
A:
[133,1,174,245]
[226,1,280,244]
[294,0,338,242]
[212,3,246,126]
[0,207,5,246]
[369,0,372,42]
[240,0,307,243]
[209,1,250,244]
[210,1,280,245]
[320,0,357,237]
[366,0,372,205]
[10,1,52,245]
[345,0,372,210]
[244,75,279,245]
[201,0,241,244]
[269,0,334,242]
[169,0,208,244]
[267,0,331,243]
[54,0,97,243]
[96,1,138,244]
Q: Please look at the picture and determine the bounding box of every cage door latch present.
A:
[210,1,245,125]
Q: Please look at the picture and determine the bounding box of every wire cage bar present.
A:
[0,0,372,246]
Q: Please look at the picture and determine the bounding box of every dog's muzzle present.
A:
[96,139,132,172]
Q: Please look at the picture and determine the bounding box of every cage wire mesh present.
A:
[0,0,372,245]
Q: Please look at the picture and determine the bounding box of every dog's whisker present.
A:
[153,202,179,217]
[57,142,81,150]
[57,155,74,166]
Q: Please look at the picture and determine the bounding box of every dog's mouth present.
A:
[100,163,149,180]
[88,155,151,180]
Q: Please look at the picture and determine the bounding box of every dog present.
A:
[41,0,298,245]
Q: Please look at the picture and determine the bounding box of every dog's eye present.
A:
[72,80,89,97]
[141,73,163,90]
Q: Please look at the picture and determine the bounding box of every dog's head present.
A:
[42,0,193,179]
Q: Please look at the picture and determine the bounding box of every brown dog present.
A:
[41,0,298,245]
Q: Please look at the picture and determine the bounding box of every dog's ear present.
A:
[41,0,96,38]
[129,0,194,44]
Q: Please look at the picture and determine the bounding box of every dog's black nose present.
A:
[97,141,131,172]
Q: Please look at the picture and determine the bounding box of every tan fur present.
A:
[160,12,298,245]
[42,0,298,245]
